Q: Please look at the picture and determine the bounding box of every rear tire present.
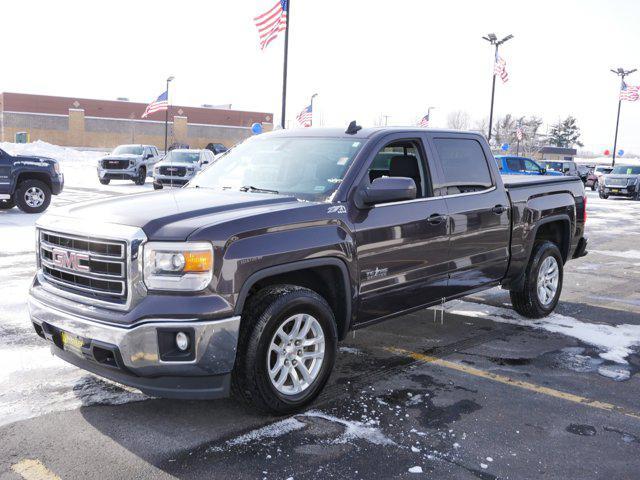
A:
[134,167,146,185]
[99,178,110,185]
[232,285,337,415]
[599,191,609,199]
[0,197,15,210]
[153,183,163,190]
[510,241,563,318]
[15,180,51,214]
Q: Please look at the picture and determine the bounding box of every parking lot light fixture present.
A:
[483,33,513,142]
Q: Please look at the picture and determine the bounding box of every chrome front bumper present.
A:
[29,295,241,399]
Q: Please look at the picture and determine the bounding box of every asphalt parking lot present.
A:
[1,185,639,480]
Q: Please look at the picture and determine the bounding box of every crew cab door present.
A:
[0,149,12,195]
[429,134,511,295]
[351,135,450,324]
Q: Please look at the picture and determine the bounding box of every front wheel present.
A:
[15,180,51,214]
[591,180,597,191]
[232,285,337,414]
[99,178,110,185]
[134,167,146,185]
[599,190,609,199]
[510,241,563,318]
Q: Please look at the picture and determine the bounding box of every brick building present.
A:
[0,92,273,150]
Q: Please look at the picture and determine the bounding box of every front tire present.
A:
[15,180,51,214]
[134,167,146,185]
[591,180,597,191]
[232,285,337,415]
[599,190,609,199]
[0,197,15,210]
[99,178,110,185]
[510,241,563,318]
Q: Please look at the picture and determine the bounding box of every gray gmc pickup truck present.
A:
[29,126,587,414]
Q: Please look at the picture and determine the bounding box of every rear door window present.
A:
[506,157,523,172]
[433,138,493,195]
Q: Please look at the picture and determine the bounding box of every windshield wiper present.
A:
[239,185,279,194]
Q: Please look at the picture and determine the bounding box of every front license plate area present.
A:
[611,189,619,193]
[60,330,88,357]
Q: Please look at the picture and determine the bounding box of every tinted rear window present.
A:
[434,138,493,193]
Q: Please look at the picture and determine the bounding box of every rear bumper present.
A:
[28,295,240,399]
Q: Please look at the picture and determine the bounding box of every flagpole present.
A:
[280,0,290,129]
[610,68,636,167]
[482,33,513,143]
[164,75,174,153]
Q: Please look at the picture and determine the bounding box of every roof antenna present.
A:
[345,120,362,135]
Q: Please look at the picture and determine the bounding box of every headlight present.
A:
[129,160,135,167]
[53,162,61,174]
[143,242,213,291]
[628,178,636,185]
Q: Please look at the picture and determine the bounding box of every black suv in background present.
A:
[0,148,64,213]
[205,142,228,155]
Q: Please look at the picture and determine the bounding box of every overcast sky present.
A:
[3,0,640,153]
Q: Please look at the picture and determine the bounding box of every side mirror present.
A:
[356,177,416,208]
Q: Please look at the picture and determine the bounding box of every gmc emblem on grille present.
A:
[167,167,177,172]
[51,248,90,272]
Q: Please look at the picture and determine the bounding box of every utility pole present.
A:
[610,67,636,167]
[482,33,513,143]
[280,0,291,128]
[382,114,391,126]
[164,75,174,153]
[310,93,318,126]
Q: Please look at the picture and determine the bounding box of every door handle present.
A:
[428,213,446,225]
[492,205,507,214]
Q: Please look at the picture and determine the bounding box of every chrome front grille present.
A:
[606,178,627,187]
[39,230,127,301]
[102,159,129,169]
[159,166,187,177]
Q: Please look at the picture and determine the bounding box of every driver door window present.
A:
[367,140,430,198]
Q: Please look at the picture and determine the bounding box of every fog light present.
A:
[175,332,189,351]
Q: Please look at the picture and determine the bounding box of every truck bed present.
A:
[502,174,581,189]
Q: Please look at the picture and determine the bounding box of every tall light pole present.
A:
[610,67,636,167]
[482,33,513,142]
[310,93,318,126]
[164,76,175,153]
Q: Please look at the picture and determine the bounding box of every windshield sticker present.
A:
[337,156,349,165]
[327,178,342,184]
[327,205,347,214]
[314,185,325,191]
[352,142,360,148]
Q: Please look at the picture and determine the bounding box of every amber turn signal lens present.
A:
[183,250,212,272]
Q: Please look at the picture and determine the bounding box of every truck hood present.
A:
[15,155,58,167]
[46,188,302,240]
[154,160,198,169]
[605,174,638,182]
[101,154,142,161]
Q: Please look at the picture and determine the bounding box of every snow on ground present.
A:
[446,300,640,364]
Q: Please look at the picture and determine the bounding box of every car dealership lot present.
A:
[1,185,639,479]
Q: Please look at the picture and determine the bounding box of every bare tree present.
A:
[446,110,471,130]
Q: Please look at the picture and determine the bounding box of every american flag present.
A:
[141,91,168,118]
[620,80,640,102]
[494,55,509,83]
[516,126,523,141]
[418,112,430,128]
[254,0,288,50]
[296,104,312,127]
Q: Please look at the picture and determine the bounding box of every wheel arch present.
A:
[235,258,353,340]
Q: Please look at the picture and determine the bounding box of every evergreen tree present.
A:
[548,116,584,148]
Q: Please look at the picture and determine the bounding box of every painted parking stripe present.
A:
[387,347,640,420]
[11,459,60,480]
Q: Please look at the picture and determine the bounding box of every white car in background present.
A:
[152,149,215,189]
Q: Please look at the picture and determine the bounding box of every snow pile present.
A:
[0,140,107,165]
[447,300,640,364]
[303,410,396,446]
[225,417,306,447]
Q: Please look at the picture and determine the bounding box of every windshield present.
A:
[595,166,612,174]
[190,135,363,201]
[112,145,143,156]
[611,165,640,175]
[165,151,201,163]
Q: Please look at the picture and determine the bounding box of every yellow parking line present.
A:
[387,347,640,420]
[11,459,60,480]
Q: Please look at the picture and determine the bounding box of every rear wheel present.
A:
[599,190,609,199]
[510,241,563,318]
[591,180,597,191]
[15,180,51,214]
[134,167,146,185]
[153,183,163,190]
[232,285,337,414]
[0,197,15,210]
